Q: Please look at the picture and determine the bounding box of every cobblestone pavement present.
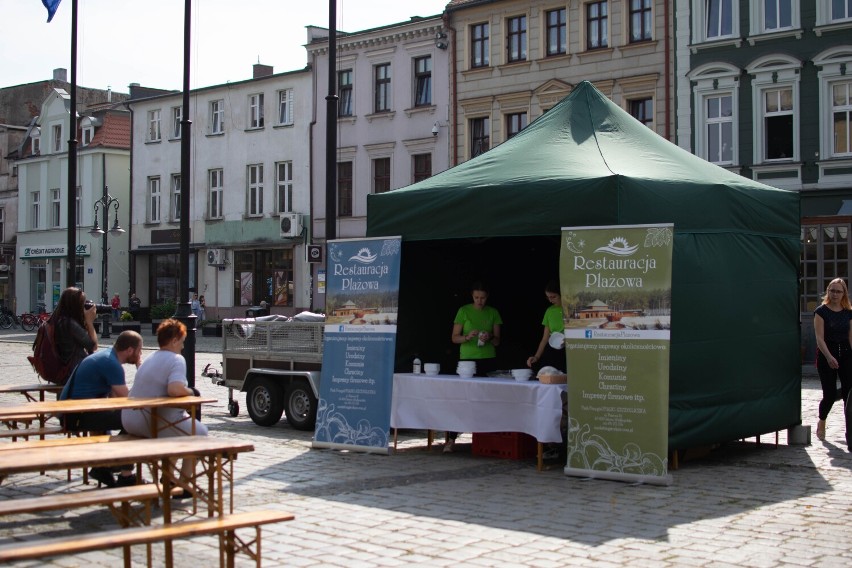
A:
[0,327,850,567]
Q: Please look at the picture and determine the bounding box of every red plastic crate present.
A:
[471,432,538,460]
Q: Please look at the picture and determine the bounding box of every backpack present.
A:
[28,316,77,385]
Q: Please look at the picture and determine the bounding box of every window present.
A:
[373,158,391,194]
[545,8,567,56]
[148,177,161,223]
[247,164,263,216]
[210,100,224,134]
[31,135,40,155]
[30,191,40,229]
[413,154,432,183]
[629,98,654,128]
[52,124,62,152]
[763,88,794,160]
[172,106,182,138]
[171,174,181,222]
[276,161,293,213]
[232,249,293,307]
[630,0,653,42]
[249,93,264,129]
[374,64,391,113]
[339,70,353,116]
[81,126,93,146]
[470,117,490,158]
[414,57,432,107]
[338,162,353,216]
[471,23,489,68]
[754,0,795,33]
[147,109,161,142]
[705,95,733,164]
[506,15,527,62]
[705,0,734,39]
[209,169,223,219]
[830,80,852,156]
[277,89,293,125]
[586,2,608,50]
[506,112,527,139]
[831,0,852,20]
[800,224,850,312]
[51,189,61,228]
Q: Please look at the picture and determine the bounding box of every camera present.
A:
[84,300,112,315]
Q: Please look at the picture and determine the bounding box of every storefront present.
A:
[232,248,294,307]
[16,243,88,312]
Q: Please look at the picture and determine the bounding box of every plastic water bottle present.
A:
[412,356,422,374]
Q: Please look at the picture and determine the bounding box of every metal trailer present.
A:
[208,318,324,430]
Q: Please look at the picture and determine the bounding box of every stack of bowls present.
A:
[423,363,440,376]
[511,368,533,381]
[457,361,476,378]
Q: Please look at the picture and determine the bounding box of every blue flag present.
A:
[42,0,62,22]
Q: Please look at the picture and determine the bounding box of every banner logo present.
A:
[594,237,639,256]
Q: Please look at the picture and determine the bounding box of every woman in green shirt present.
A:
[527,280,566,373]
[447,281,502,452]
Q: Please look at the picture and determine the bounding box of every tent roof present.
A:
[367,81,798,241]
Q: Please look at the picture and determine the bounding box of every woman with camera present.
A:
[53,287,99,379]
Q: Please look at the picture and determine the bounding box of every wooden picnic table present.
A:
[0,395,216,438]
[0,436,254,520]
[0,383,63,403]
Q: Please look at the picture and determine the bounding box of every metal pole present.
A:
[325,0,338,242]
[175,0,197,389]
[66,0,78,288]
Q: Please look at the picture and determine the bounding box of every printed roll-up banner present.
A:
[560,225,673,485]
[313,237,402,454]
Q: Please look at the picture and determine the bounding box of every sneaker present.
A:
[817,419,826,441]
[89,467,116,488]
[443,439,455,453]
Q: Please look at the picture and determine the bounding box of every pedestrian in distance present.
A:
[128,292,142,321]
[111,292,121,321]
[813,277,852,448]
[53,287,99,375]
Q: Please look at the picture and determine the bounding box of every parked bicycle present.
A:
[20,311,50,332]
[0,305,20,329]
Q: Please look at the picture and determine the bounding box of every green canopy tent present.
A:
[366,81,801,450]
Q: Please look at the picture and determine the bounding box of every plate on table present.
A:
[487,370,513,379]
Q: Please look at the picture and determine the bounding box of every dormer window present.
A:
[30,127,41,155]
[81,126,94,146]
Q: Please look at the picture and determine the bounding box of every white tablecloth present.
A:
[390,373,567,443]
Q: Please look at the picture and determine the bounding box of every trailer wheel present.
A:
[285,379,318,431]
[228,399,240,417]
[246,377,284,426]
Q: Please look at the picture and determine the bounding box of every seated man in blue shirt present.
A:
[60,330,143,487]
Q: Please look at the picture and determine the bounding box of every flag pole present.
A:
[65,0,78,287]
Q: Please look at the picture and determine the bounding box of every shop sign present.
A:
[19,244,90,259]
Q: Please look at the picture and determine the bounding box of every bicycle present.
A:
[0,311,15,329]
[19,311,49,332]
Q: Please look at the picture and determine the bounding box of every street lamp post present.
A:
[89,190,125,339]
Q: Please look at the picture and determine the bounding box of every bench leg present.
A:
[223,526,262,568]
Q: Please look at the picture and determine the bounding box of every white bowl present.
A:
[548,332,565,350]
[514,375,531,381]
[458,372,475,378]
[423,363,440,376]
[511,368,532,378]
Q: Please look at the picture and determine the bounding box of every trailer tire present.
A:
[246,377,284,426]
[285,379,318,431]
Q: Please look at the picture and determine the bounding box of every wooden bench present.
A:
[0,509,295,568]
[0,484,177,528]
[0,425,65,441]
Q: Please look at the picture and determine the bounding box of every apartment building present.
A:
[128,65,312,317]
[13,88,130,312]
[674,1,852,358]
[445,0,674,164]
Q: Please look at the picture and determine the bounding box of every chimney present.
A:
[107,86,112,102]
[53,68,68,82]
[253,63,273,79]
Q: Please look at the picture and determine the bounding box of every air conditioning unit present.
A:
[280,212,303,238]
[207,248,226,266]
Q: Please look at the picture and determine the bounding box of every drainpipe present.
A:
[443,12,458,167]
[664,0,672,141]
